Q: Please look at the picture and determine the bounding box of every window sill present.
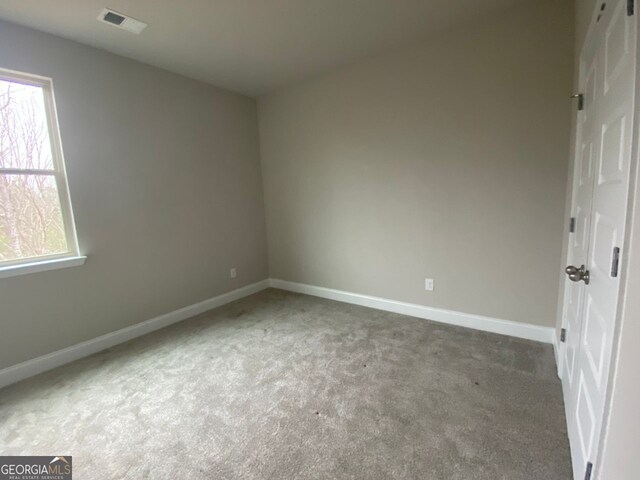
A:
[0,256,87,280]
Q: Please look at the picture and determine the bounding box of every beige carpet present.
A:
[0,288,571,479]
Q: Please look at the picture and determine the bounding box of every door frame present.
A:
[557,1,640,477]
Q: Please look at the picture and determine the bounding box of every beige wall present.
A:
[259,0,574,327]
[0,20,268,369]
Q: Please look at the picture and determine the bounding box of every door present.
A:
[560,0,637,478]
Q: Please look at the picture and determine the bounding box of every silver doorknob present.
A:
[565,265,590,285]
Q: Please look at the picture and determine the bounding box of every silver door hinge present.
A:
[570,94,585,111]
[560,328,567,343]
[611,247,620,277]
[598,2,606,22]
[569,217,576,233]
[585,461,593,480]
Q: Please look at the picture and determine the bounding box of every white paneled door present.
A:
[560,1,636,478]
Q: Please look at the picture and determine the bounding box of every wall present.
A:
[259,0,574,327]
[0,20,268,369]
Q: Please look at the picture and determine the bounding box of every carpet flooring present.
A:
[0,288,572,479]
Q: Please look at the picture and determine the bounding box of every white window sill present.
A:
[0,256,87,280]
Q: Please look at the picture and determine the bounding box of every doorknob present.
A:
[565,265,590,285]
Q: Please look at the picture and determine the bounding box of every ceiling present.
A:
[0,0,528,97]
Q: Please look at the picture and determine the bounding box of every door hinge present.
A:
[571,94,585,111]
[585,461,593,480]
[560,328,567,343]
[611,247,620,277]
[569,217,576,233]
[598,2,606,22]
[629,0,635,16]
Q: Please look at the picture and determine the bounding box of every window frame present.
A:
[0,67,81,270]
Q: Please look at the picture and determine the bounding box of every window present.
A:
[0,68,81,273]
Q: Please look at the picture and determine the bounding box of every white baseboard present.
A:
[1,278,555,389]
[269,279,555,344]
[0,279,269,389]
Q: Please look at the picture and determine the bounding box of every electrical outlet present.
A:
[425,278,434,291]
[230,268,237,278]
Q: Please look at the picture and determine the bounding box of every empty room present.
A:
[0,0,638,479]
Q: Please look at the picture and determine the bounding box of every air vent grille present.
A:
[98,9,147,34]
[103,11,125,26]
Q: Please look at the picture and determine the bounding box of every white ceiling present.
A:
[0,0,528,97]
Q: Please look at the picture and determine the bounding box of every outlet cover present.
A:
[425,278,434,291]
[230,268,237,278]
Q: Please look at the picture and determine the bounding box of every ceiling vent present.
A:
[98,8,147,34]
